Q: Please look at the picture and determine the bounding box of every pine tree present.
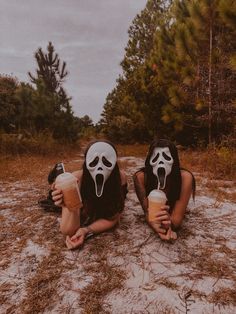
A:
[182,0,235,144]
[29,42,67,92]
[102,0,235,145]
[0,75,18,132]
[121,0,169,77]
[102,0,171,142]
[14,83,35,131]
[150,0,235,145]
[28,42,70,110]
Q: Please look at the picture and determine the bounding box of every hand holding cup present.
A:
[52,188,64,207]
[147,189,167,222]
[147,189,177,241]
[54,172,82,211]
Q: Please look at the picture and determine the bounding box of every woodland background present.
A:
[0,0,235,153]
[1,2,236,312]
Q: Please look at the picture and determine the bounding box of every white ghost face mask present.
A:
[86,142,117,197]
[150,147,174,189]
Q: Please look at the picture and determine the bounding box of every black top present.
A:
[80,183,128,226]
[134,168,195,212]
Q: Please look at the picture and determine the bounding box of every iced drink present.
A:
[148,189,167,222]
[55,172,82,211]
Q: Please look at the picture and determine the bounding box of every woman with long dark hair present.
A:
[133,139,195,241]
[52,140,127,249]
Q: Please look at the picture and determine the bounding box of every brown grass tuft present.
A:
[208,287,236,306]
[180,147,236,181]
[116,143,148,157]
[157,277,179,290]
[78,237,126,314]
[19,246,64,314]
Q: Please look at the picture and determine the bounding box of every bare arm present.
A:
[133,171,176,240]
[66,169,124,249]
[133,171,148,213]
[170,170,193,229]
[66,211,120,250]
[86,216,119,234]
[52,170,83,236]
[120,169,127,186]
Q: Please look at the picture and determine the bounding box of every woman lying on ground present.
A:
[52,140,127,249]
[133,138,195,241]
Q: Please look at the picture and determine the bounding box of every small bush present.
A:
[180,145,236,180]
[0,132,80,156]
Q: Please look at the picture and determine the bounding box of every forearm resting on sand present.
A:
[87,215,120,234]
[169,170,194,230]
[65,216,120,250]
[133,173,148,213]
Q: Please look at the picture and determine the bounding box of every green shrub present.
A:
[0,132,79,156]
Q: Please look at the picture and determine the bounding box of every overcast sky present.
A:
[0,0,147,123]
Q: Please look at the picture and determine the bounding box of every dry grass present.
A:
[1,144,236,313]
[116,144,236,182]
[0,201,65,313]
[180,147,236,181]
[79,237,126,314]
[208,286,236,306]
[0,194,62,268]
[19,247,64,314]
[0,176,66,312]
[145,300,176,314]
[180,240,235,284]
[157,277,179,290]
[175,205,236,297]
[116,143,148,157]
[0,282,13,306]
[0,133,81,156]
[0,153,83,183]
[1,142,235,182]
[203,180,236,202]
[80,264,125,313]
[192,247,234,279]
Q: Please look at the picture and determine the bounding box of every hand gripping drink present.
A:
[147,189,167,222]
[55,172,82,211]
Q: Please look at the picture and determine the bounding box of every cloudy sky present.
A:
[0,0,147,122]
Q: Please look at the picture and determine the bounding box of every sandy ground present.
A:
[0,156,236,314]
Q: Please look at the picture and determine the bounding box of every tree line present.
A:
[100,0,236,146]
[0,42,93,143]
[1,1,235,147]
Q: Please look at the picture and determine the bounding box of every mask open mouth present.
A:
[95,174,104,197]
[157,167,166,189]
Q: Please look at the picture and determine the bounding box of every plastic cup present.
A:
[55,172,82,211]
[148,189,167,222]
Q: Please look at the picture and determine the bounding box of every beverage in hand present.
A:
[55,172,82,211]
[148,189,167,222]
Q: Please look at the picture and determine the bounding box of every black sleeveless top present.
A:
[80,183,128,226]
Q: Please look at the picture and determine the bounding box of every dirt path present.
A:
[1,156,236,314]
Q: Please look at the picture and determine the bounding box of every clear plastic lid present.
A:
[148,189,167,202]
[55,172,77,187]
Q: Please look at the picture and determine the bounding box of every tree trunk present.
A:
[208,21,213,144]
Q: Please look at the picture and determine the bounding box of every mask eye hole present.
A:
[102,156,112,167]
[151,153,159,163]
[89,156,99,167]
[163,152,171,161]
